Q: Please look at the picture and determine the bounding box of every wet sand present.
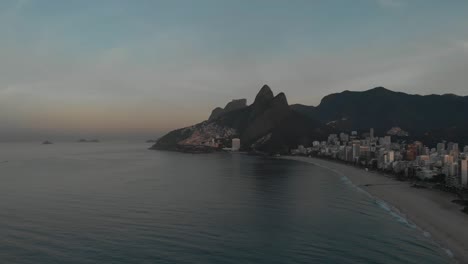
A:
[282,156,468,264]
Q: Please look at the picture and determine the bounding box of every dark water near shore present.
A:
[0,142,453,263]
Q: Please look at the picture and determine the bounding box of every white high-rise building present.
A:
[388,151,395,163]
[444,155,454,165]
[461,159,468,187]
[352,143,360,161]
[449,162,458,177]
[384,150,395,164]
[450,143,459,159]
[231,138,240,151]
[437,142,445,155]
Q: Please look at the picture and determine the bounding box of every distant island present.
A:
[42,140,53,145]
[77,139,100,143]
[150,85,468,154]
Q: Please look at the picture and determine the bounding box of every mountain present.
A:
[151,85,468,154]
[291,87,468,145]
[151,85,327,154]
[208,99,247,120]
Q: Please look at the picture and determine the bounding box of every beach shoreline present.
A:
[281,156,468,264]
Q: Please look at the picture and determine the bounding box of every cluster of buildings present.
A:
[202,138,240,151]
[178,122,237,148]
[292,128,468,190]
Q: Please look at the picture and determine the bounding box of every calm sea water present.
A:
[0,142,453,264]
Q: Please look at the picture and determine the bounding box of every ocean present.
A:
[0,142,454,263]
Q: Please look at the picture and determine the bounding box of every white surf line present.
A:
[280,156,456,261]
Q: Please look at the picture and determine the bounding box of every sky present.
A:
[1,0,468,141]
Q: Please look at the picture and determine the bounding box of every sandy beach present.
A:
[282,156,468,264]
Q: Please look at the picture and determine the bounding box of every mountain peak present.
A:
[367,87,392,93]
[254,85,274,105]
[242,90,291,145]
[224,99,247,111]
[273,92,288,106]
[208,99,247,120]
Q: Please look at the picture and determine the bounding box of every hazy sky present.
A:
[1,0,468,140]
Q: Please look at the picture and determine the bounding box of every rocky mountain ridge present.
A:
[151,85,326,153]
[291,87,468,145]
[151,85,468,153]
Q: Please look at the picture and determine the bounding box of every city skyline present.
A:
[292,128,468,189]
[1,0,468,140]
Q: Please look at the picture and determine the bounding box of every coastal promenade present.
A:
[282,156,468,264]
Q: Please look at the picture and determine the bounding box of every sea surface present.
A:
[0,142,454,264]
